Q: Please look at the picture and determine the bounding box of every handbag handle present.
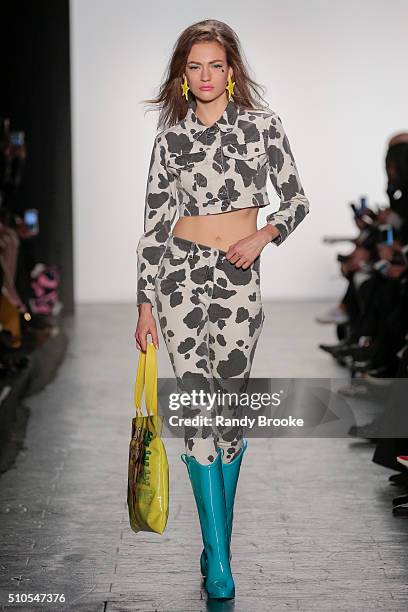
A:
[134,341,158,416]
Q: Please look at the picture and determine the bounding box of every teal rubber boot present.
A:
[181,448,235,600]
[200,439,248,577]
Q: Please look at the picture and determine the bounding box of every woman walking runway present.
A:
[135,18,310,600]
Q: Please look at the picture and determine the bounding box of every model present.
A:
[135,19,310,600]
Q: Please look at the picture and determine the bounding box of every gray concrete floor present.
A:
[1,302,408,611]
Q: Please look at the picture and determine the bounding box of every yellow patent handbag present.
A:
[127,341,169,534]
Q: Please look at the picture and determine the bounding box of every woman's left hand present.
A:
[225,228,272,269]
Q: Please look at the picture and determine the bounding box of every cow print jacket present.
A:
[137,97,310,307]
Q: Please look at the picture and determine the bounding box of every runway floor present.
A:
[0,302,408,611]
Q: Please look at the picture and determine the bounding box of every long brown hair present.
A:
[142,19,271,131]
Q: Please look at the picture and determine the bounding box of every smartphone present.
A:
[350,203,364,220]
[24,208,39,233]
[359,196,367,210]
[337,253,350,263]
[379,224,393,245]
[10,131,25,146]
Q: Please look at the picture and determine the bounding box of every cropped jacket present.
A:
[136,97,310,307]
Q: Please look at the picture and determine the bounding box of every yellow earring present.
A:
[226,73,235,100]
[181,75,190,101]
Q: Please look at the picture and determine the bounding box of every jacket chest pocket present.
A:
[167,144,211,193]
[221,141,268,189]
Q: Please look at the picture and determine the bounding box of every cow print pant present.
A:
[154,233,265,465]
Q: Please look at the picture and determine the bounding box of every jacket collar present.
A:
[184,97,239,139]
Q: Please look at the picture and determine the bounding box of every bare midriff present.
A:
[172,207,260,252]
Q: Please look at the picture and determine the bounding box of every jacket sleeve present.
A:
[265,113,310,246]
[136,133,178,307]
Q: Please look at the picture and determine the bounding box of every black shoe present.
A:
[369,362,399,377]
[351,359,398,377]
[389,472,408,487]
[392,494,408,507]
[348,422,381,441]
[318,340,354,355]
[392,502,408,517]
[334,344,375,360]
[389,472,406,482]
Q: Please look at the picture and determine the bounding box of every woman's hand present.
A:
[386,264,407,279]
[225,226,277,269]
[135,303,159,352]
[376,242,395,261]
[340,246,370,275]
[376,208,391,224]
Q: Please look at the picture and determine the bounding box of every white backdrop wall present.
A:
[70,0,408,302]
